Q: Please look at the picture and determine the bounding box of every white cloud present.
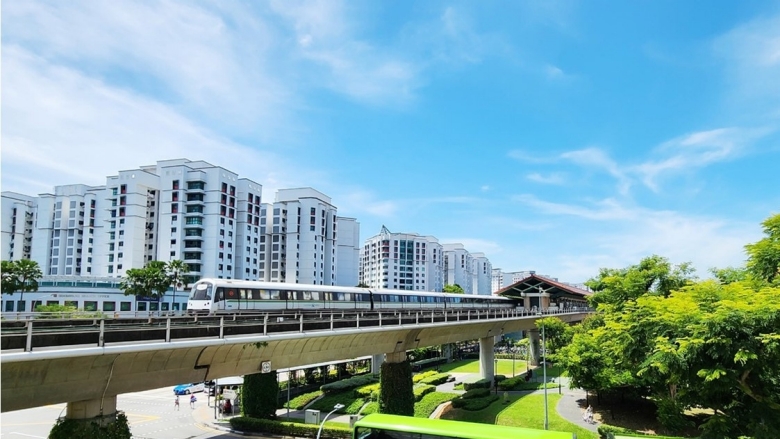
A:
[560,147,632,194]
[526,172,566,185]
[0,46,299,200]
[513,194,638,221]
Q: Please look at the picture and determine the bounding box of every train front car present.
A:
[187,279,216,315]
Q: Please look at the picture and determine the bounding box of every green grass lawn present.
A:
[441,392,597,439]
[439,359,529,377]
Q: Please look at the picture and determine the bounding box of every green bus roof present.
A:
[353,414,574,439]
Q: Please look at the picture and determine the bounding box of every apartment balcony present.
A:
[185,198,205,205]
[183,253,203,263]
[185,210,205,217]
[183,233,204,241]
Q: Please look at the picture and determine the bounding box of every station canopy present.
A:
[495,272,592,304]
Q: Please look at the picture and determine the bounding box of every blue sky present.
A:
[2,1,779,283]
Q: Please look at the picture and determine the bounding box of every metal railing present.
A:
[1,307,594,353]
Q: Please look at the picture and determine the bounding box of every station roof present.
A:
[495,273,593,301]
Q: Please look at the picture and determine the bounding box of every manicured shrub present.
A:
[379,361,414,416]
[321,374,378,394]
[413,392,459,418]
[282,390,323,410]
[419,373,450,386]
[451,394,499,411]
[413,384,436,401]
[309,391,365,415]
[463,378,491,391]
[230,416,351,439]
[461,388,490,400]
[243,372,278,419]
[412,370,439,383]
[354,383,381,399]
[49,412,131,439]
[494,375,507,382]
[361,402,379,415]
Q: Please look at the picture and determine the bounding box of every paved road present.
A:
[0,387,240,439]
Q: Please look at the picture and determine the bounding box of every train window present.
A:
[84,301,98,312]
[4,301,13,312]
[344,293,352,301]
[311,292,320,300]
[137,302,147,311]
[259,290,270,300]
[303,291,312,300]
[240,289,247,299]
[150,302,159,311]
[226,289,237,300]
[103,301,116,312]
[270,290,280,300]
[192,283,212,300]
[47,300,59,306]
[65,300,78,308]
[120,302,131,311]
[161,302,169,311]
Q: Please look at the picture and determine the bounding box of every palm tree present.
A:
[166,260,189,312]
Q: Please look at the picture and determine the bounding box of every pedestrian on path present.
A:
[190,394,197,409]
[174,395,180,410]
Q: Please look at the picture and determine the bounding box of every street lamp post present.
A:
[317,403,345,439]
[542,323,548,430]
[286,369,292,419]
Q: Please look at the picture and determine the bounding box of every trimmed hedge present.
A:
[282,390,323,409]
[49,412,131,439]
[321,374,378,394]
[419,373,450,386]
[597,424,690,439]
[461,388,491,399]
[230,416,351,439]
[412,370,440,383]
[243,372,278,419]
[463,378,491,391]
[380,361,414,416]
[451,394,499,411]
[361,402,379,415]
[414,392,459,418]
[309,391,365,415]
[354,383,381,399]
[413,384,436,401]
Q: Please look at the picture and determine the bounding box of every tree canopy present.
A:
[1,259,43,310]
[556,214,780,438]
[443,284,465,294]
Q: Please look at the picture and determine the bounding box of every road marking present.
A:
[5,433,46,438]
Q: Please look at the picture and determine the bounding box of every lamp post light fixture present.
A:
[537,309,549,431]
[317,403,345,439]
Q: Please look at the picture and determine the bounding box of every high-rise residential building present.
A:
[492,269,553,293]
[1,192,37,261]
[442,243,474,294]
[1,159,360,286]
[335,217,360,287]
[360,226,444,291]
[470,252,492,295]
[258,188,340,285]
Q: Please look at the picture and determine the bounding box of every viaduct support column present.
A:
[66,396,117,422]
[478,336,495,381]
[371,354,384,375]
[528,330,541,366]
[379,351,413,416]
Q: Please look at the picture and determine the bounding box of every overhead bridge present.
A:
[1,308,592,415]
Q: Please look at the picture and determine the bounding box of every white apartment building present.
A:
[360,226,444,291]
[470,252,493,295]
[442,243,475,294]
[335,217,360,287]
[258,188,340,285]
[1,192,37,261]
[492,269,554,293]
[1,159,361,287]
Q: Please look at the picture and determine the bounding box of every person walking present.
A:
[190,394,197,409]
[174,395,180,410]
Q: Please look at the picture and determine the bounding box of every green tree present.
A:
[443,284,465,294]
[709,266,749,285]
[535,317,573,357]
[119,261,170,312]
[586,254,696,309]
[242,372,278,419]
[745,213,780,284]
[1,259,43,311]
[166,259,190,311]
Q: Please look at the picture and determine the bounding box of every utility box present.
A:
[349,415,360,428]
[305,409,321,425]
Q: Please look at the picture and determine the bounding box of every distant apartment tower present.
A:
[335,217,360,286]
[1,192,38,261]
[442,243,475,294]
[259,188,339,285]
[470,253,493,295]
[492,269,548,293]
[360,226,444,291]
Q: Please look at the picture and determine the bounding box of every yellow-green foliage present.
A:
[412,370,439,383]
[354,383,381,399]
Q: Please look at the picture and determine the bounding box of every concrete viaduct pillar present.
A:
[371,353,384,374]
[528,329,541,366]
[478,336,495,381]
[66,395,117,423]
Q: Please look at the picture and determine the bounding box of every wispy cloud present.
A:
[526,172,566,185]
[513,194,639,221]
[560,147,632,194]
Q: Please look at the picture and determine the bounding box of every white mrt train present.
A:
[187,278,517,314]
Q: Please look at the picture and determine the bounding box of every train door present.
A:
[217,288,226,311]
